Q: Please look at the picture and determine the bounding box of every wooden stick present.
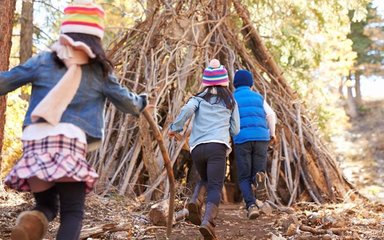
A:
[143,109,175,238]
[299,225,347,235]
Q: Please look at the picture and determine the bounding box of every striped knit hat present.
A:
[61,0,105,39]
[202,59,229,87]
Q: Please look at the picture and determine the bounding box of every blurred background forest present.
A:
[1,0,384,203]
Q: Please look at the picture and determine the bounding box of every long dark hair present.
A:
[195,86,235,110]
[53,33,113,78]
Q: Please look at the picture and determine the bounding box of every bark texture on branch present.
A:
[0,0,16,170]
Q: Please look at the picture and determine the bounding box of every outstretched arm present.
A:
[103,74,147,116]
[169,97,200,134]
[0,54,40,95]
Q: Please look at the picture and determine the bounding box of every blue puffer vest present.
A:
[233,86,270,144]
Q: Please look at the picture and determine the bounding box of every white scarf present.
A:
[31,35,95,125]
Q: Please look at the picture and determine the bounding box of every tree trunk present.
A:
[0,0,16,171]
[345,71,358,118]
[0,98,5,169]
[354,72,362,105]
[338,77,345,99]
[346,79,358,118]
[20,0,34,63]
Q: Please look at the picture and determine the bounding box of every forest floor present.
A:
[0,99,384,240]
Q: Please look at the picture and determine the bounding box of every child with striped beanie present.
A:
[2,1,147,239]
[168,59,240,239]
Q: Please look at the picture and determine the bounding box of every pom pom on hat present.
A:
[209,59,221,68]
[60,0,105,39]
[202,59,229,87]
[234,70,253,88]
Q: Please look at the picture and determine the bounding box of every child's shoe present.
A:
[247,204,260,219]
[11,210,48,240]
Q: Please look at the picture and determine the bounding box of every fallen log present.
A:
[299,225,347,235]
[148,198,189,226]
[80,223,130,239]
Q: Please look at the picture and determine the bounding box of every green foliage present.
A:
[348,3,384,68]
[348,5,379,65]
[245,0,370,137]
[1,89,28,177]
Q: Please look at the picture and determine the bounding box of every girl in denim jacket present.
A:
[0,1,146,239]
[168,59,240,240]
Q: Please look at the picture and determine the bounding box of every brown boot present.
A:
[187,182,206,225]
[11,210,48,240]
[199,202,218,240]
[254,172,268,202]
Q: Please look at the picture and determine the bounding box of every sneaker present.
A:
[247,204,260,219]
[255,172,267,202]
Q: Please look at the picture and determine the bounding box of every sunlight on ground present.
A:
[0,183,27,207]
[333,132,384,203]
[332,81,384,203]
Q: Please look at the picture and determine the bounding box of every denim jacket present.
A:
[169,95,240,151]
[0,52,146,143]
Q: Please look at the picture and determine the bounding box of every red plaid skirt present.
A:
[5,135,98,193]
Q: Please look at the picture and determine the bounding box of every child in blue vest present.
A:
[0,1,147,239]
[233,69,277,219]
[168,59,240,239]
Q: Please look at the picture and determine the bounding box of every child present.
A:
[233,69,277,219]
[168,59,240,240]
[0,1,147,239]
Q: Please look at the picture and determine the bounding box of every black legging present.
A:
[191,143,227,206]
[33,182,86,240]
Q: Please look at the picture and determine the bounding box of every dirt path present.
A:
[1,191,383,240]
[158,204,281,240]
[0,192,281,240]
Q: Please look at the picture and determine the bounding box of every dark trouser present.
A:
[235,141,269,209]
[191,143,227,206]
[33,182,86,240]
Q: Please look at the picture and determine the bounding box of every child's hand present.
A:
[168,130,176,138]
[139,93,148,100]
[139,93,148,111]
[270,135,277,145]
